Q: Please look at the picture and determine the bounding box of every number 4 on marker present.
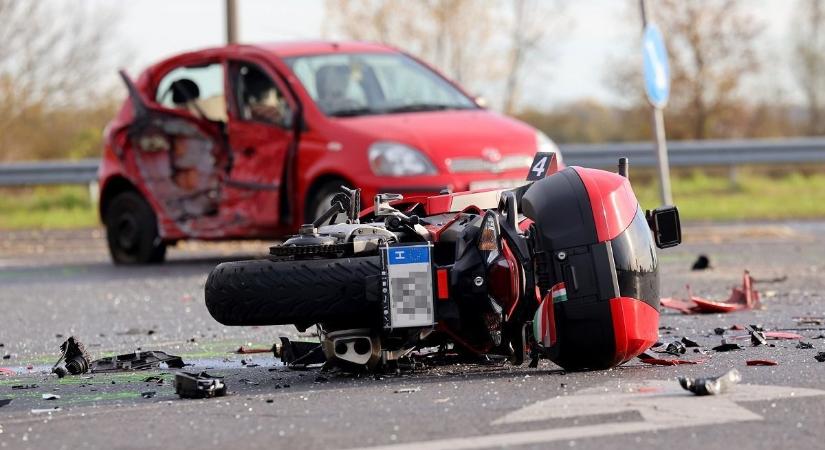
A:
[526,152,556,181]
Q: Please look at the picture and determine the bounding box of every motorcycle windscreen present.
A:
[611,207,659,311]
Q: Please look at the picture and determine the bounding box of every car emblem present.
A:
[482,147,502,163]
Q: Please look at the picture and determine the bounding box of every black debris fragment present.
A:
[51,337,91,378]
[681,337,700,348]
[815,352,825,363]
[678,369,741,396]
[11,384,38,390]
[142,376,164,384]
[174,372,226,399]
[2,354,10,359]
[712,341,744,352]
[266,399,274,403]
[91,351,184,373]
[314,376,329,383]
[278,337,326,368]
[660,341,687,355]
[714,328,726,336]
[797,342,814,349]
[691,254,711,270]
[0,399,11,407]
[745,325,767,346]
[141,391,156,399]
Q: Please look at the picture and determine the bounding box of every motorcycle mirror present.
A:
[478,211,502,260]
[646,205,681,249]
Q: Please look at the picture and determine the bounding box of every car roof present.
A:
[250,40,399,58]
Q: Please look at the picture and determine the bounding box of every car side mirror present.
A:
[646,205,681,249]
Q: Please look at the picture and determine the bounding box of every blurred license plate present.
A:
[469,179,527,190]
[381,244,434,329]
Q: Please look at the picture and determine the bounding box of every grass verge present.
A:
[1,171,824,230]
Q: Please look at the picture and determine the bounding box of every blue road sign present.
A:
[642,24,670,108]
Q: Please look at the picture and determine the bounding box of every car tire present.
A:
[204,256,382,327]
[305,180,350,224]
[104,191,166,264]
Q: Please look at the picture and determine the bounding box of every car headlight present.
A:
[536,131,563,164]
[368,141,437,176]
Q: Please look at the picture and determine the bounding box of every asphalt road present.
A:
[2,223,825,450]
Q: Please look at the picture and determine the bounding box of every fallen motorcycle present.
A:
[205,154,681,371]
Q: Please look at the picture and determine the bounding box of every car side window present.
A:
[234,64,292,128]
[156,64,227,122]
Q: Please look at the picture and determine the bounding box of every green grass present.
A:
[634,170,825,221]
[0,185,98,229]
[1,171,824,230]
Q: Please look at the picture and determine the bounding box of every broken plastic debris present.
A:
[174,371,226,399]
[11,384,38,390]
[0,368,16,376]
[91,351,184,373]
[796,342,814,349]
[681,337,700,348]
[657,341,687,356]
[661,271,761,314]
[745,325,767,346]
[51,336,91,378]
[746,360,778,366]
[678,369,741,396]
[278,337,326,368]
[141,391,156,399]
[794,317,824,325]
[394,387,421,394]
[31,407,61,414]
[815,352,825,363]
[712,341,743,352]
[691,254,710,270]
[0,399,11,408]
[638,353,702,366]
[41,393,60,400]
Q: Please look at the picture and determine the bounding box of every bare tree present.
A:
[792,0,825,135]
[606,0,764,140]
[0,0,122,160]
[501,0,568,115]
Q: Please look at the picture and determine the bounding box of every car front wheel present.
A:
[105,191,166,264]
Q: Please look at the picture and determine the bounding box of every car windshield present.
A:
[285,52,477,117]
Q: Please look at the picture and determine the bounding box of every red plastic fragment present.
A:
[638,353,704,366]
[661,271,761,314]
[746,359,778,366]
[764,331,804,340]
[236,346,273,354]
[0,367,16,376]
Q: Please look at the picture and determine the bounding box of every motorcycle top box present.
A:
[205,154,681,372]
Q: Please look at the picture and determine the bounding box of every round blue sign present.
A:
[642,24,670,108]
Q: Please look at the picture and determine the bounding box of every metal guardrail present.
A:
[0,158,99,187]
[2,138,825,187]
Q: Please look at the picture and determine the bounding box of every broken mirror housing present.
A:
[646,205,681,249]
[174,371,227,399]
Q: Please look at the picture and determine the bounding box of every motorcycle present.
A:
[205,153,681,371]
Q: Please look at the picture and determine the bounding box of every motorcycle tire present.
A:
[205,256,382,327]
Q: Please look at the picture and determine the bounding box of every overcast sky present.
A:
[106,0,799,109]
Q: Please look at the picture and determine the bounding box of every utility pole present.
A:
[640,0,673,206]
[226,0,238,45]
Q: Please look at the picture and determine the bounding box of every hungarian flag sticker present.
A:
[551,282,568,303]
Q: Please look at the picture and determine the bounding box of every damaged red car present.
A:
[98,41,560,264]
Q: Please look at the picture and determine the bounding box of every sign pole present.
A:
[640,0,673,206]
[226,0,238,45]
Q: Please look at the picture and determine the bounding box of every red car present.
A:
[99,41,560,264]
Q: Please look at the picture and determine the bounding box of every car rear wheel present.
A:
[105,191,166,264]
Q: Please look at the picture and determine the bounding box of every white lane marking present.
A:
[355,380,825,450]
